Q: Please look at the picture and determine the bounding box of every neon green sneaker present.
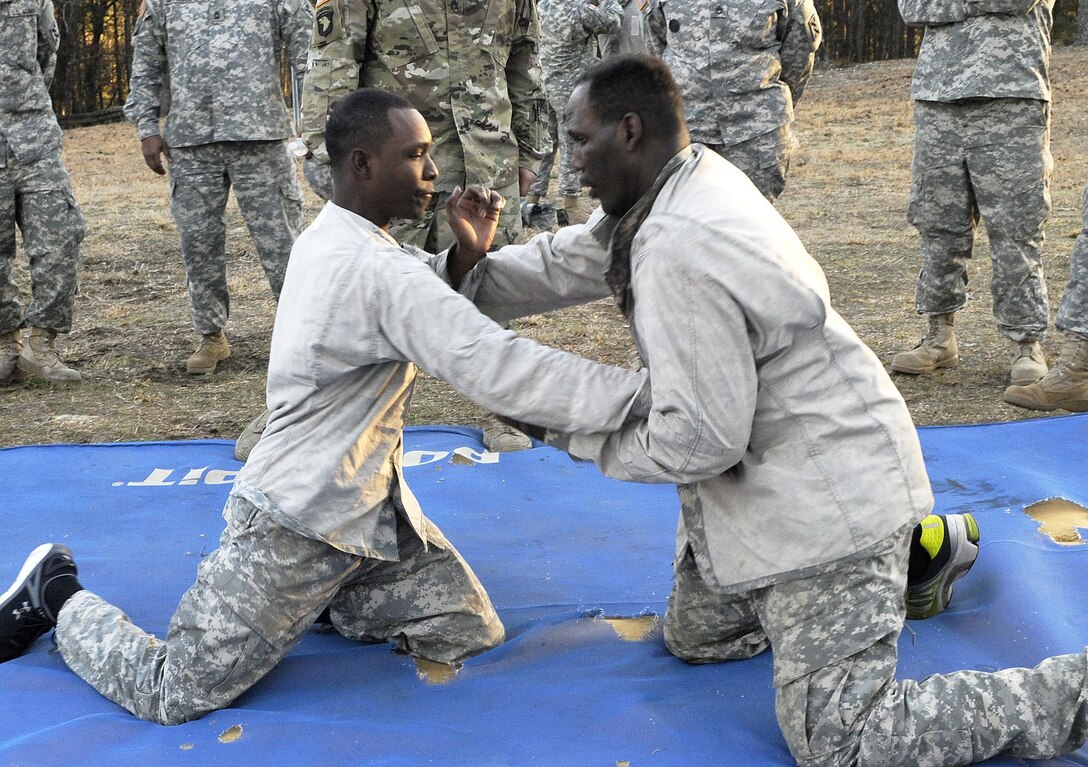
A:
[905,513,980,620]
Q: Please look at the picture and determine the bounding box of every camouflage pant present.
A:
[1056,180,1088,340]
[664,530,1088,767]
[391,178,523,252]
[707,124,795,204]
[168,141,303,335]
[0,145,84,335]
[55,493,504,725]
[908,99,1052,342]
[528,102,582,200]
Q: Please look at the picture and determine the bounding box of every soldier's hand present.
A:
[447,185,504,254]
[494,414,546,442]
[518,166,537,197]
[140,136,171,176]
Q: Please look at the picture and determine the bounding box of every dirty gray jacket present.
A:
[663,0,822,146]
[235,202,649,560]
[124,0,314,146]
[473,145,933,591]
[900,0,1053,102]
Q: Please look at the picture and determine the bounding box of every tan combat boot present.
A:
[186,330,230,375]
[1002,332,1088,412]
[1008,338,1048,386]
[482,415,532,452]
[1,330,22,382]
[890,313,959,375]
[18,327,81,384]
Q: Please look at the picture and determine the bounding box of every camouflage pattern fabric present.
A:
[0,0,84,336]
[123,0,314,147]
[663,0,822,148]
[598,0,668,58]
[168,142,303,335]
[531,0,621,202]
[55,493,504,725]
[705,124,796,203]
[1056,181,1088,341]
[300,0,550,249]
[666,529,1088,766]
[907,99,1051,342]
[899,0,1053,103]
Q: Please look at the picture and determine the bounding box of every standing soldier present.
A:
[0,0,85,384]
[296,0,552,453]
[524,0,623,227]
[891,0,1054,390]
[124,0,313,375]
[662,0,822,203]
[1003,178,1088,412]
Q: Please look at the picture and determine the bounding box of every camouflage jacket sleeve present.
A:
[280,0,315,75]
[578,0,623,34]
[301,0,372,162]
[507,0,550,169]
[779,0,821,104]
[898,0,967,26]
[37,0,59,86]
[647,0,669,54]
[123,0,168,140]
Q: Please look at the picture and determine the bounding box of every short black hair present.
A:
[325,88,414,168]
[574,55,685,140]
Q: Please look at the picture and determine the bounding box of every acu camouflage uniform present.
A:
[123,0,312,336]
[663,0,822,202]
[1056,180,1088,341]
[900,0,1054,342]
[528,0,623,202]
[0,0,84,338]
[300,0,551,250]
[597,0,668,58]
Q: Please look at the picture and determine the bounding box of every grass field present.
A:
[2,46,1087,446]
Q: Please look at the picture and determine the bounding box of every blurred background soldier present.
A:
[298,0,551,453]
[662,0,822,203]
[598,0,668,58]
[524,0,622,227]
[124,0,313,375]
[1003,178,1088,413]
[891,0,1055,393]
[1,0,85,385]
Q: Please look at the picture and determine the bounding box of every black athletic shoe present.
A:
[0,543,77,662]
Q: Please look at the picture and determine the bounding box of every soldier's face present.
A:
[566,84,637,217]
[372,108,439,222]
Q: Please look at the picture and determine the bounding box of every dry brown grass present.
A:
[2,47,1087,447]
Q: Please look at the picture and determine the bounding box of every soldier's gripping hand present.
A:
[448,185,505,256]
[140,136,171,176]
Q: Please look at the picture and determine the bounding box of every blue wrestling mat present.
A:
[1,417,1088,766]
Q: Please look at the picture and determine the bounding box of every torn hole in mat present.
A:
[1024,498,1088,546]
[218,724,243,743]
[414,657,459,684]
[601,615,661,642]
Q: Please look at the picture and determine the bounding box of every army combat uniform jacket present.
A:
[301,0,550,197]
[663,0,822,149]
[124,0,314,146]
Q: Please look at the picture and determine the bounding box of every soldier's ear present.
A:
[618,112,643,150]
[349,147,373,179]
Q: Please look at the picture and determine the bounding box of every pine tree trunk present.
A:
[1077,0,1088,45]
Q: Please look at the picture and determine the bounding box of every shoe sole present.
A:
[1002,390,1088,412]
[0,544,65,606]
[890,358,960,375]
[906,514,979,620]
